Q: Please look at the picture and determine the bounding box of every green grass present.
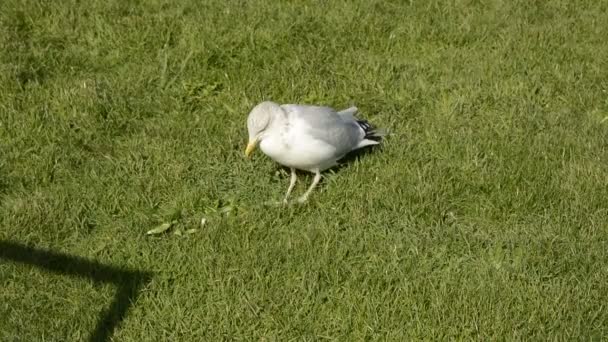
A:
[1,0,608,340]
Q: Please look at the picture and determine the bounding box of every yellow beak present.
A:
[245,139,258,158]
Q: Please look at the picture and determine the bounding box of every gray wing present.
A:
[280,104,364,157]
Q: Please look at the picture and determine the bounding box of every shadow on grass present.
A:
[335,144,383,168]
[0,240,152,342]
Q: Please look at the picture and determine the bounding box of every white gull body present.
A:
[246,101,383,203]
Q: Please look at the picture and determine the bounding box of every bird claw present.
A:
[263,198,307,206]
[264,200,285,207]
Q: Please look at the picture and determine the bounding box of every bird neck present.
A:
[265,110,288,137]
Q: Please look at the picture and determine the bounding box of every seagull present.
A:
[245,101,384,203]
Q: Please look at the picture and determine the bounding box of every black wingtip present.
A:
[356,119,383,142]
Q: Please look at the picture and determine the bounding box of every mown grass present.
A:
[1,0,608,340]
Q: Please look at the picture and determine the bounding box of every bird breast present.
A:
[259,123,338,172]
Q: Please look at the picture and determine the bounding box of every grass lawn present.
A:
[1,0,608,340]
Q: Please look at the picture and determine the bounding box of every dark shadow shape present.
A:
[0,240,152,342]
[334,145,382,171]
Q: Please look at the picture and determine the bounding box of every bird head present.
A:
[245,101,280,157]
